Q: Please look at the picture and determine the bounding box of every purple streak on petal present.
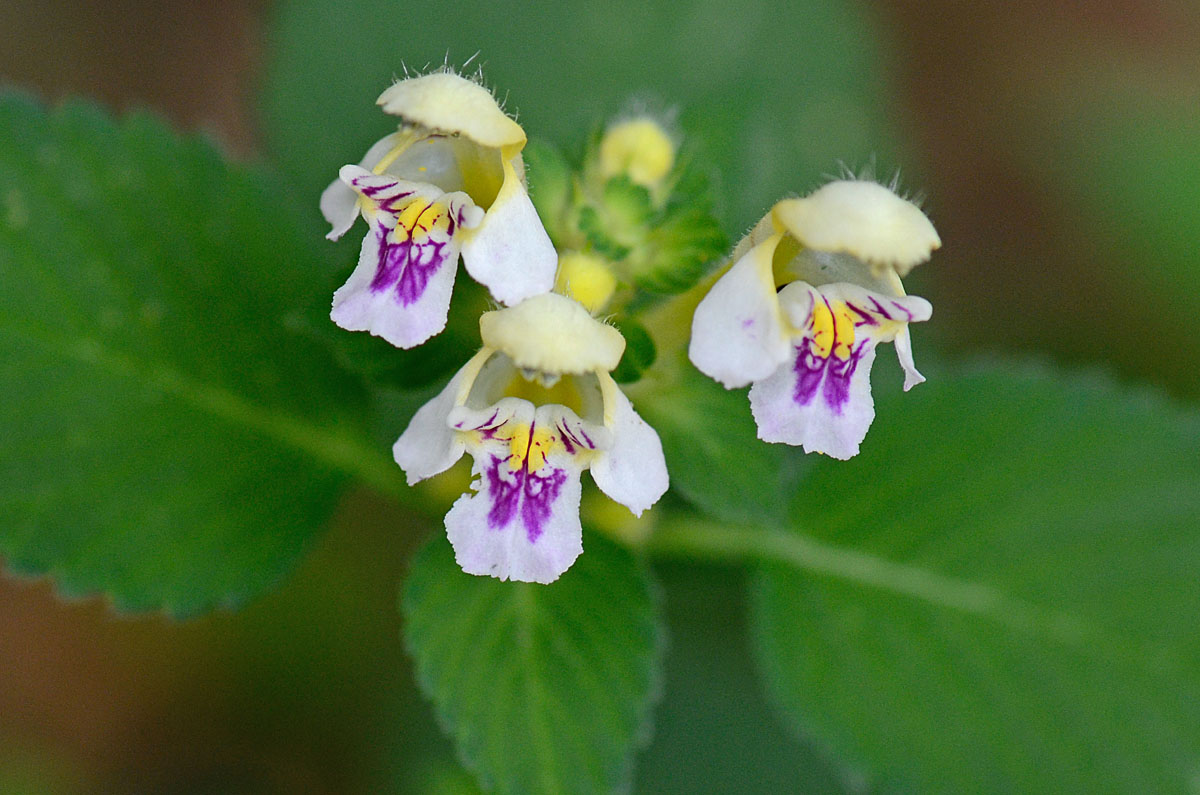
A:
[458,409,502,436]
[791,337,867,416]
[891,300,915,321]
[366,219,451,307]
[557,419,597,455]
[845,301,879,327]
[520,465,569,543]
[821,341,867,416]
[868,297,894,321]
[791,338,827,407]
[351,176,414,211]
[484,453,521,530]
[395,236,448,305]
[868,297,902,321]
[366,224,400,291]
[482,442,570,544]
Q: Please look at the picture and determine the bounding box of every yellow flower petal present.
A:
[773,180,940,276]
[480,293,625,375]
[377,72,525,150]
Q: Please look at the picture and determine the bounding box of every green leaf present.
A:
[403,530,664,795]
[639,364,808,525]
[750,363,1200,792]
[0,94,386,616]
[636,563,859,794]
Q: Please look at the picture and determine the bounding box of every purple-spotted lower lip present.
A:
[482,453,569,543]
[366,219,452,306]
[792,336,867,415]
[459,410,601,543]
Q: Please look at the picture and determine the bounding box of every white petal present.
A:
[460,158,557,306]
[893,325,925,391]
[320,134,398,241]
[688,234,791,389]
[749,341,879,460]
[330,216,462,349]
[392,355,485,485]
[446,453,584,584]
[589,374,668,516]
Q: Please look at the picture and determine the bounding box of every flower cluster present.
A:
[322,71,939,582]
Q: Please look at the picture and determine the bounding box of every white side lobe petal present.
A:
[688,234,791,389]
[894,326,925,391]
[320,134,398,240]
[460,157,557,305]
[589,374,668,516]
[393,360,478,484]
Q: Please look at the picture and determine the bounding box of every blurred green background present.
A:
[1,0,1198,791]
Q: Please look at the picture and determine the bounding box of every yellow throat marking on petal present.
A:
[809,299,856,360]
[501,422,559,473]
[391,198,451,246]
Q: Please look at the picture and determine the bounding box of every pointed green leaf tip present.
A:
[751,363,1200,792]
[0,93,372,617]
[403,531,664,794]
